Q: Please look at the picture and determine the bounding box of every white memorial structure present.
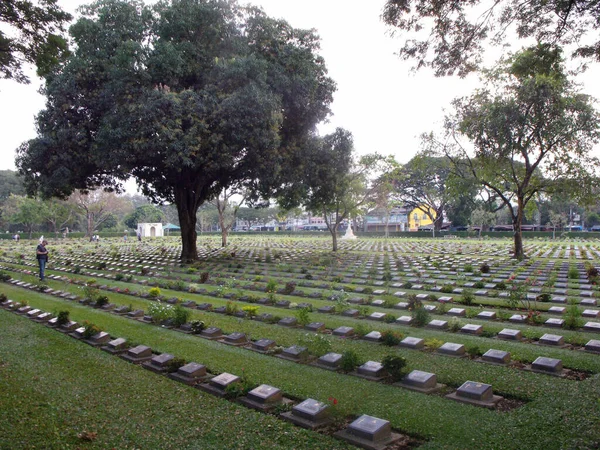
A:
[137,223,164,238]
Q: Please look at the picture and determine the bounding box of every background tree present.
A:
[548,211,568,239]
[382,0,600,77]
[0,170,26,200]
[123,205,165,230]
[1,0,71,83]
[470,207,496,237]
[212,187,246,247]
[68,190,131,238]
[3,194,47,237]
[389,152,473,235]
[45,198,74,236]
[445,44,600,259]
[280,128,388,251]
[16,0,335,261]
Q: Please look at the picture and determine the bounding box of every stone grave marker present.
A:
[481,349,511,365]
[59,321,79,333]
[582,310,599,318]
[332,326,354,337]
[101,337,128,354]
[200,327,223,340]
[544,318,564,328]
[448,308,465,316]
[461,324,483,335]
[142,353,175,374]
[35,312,53,323]
[315,352,342,370]
[278,345,309,362]
[531,357,563,375]
[397,370,442,394]
[317,305,334,314]
[396,316,413,325]
[509,314,526,323]
[427,319,448,330]
[86,331,110,347]
[281,398,331,429]
[583,321,600,332]
[305,322,325,332]
[498,328,522,340]
[446,381,503,408]
[335,414,402,450]
[278,317,298,327]
[357,361,387,380]
[584,339,600,353]
[548,306,566,315]
[200,372,240,398]
[251,338,276,353]
[477,311,496,320]
[539,333,565,346]
[363,331,382,342]
[437,342,465,357]
[120,345,153,364]
[240,384,284,412]
[399,336,424,350]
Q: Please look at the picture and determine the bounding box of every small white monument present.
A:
[342,223,357,240]
[137,223,164,238]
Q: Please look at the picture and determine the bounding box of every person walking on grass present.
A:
[36,240,49,281]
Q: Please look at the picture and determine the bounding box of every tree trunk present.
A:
[221,229,228,247]
[175,187,200,262]
[513,198,525,260]
[87,214,94,238]
[330,225,338,251]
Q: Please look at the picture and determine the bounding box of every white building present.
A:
[137,223,164,237]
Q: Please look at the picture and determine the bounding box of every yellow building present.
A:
[408,205,436,231]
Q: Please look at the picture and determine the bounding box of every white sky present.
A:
[1,0,599,180]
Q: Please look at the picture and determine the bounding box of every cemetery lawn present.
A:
[1,235,600,449]
[0,310,352,450]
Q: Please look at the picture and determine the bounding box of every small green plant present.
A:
[339,350,362,373]
[380,330,403,346]
[440,284,454,293]
[424,338,444,350]
[147,301,173,324]
[225,301,238,316]
[82,321,101,339]
[411,306,430,327]
[568,267,579,279]
[95,295,109,308]
[298,333,332,357]
[381,354,408,381]
[383,313,397,323]
[564,301,583,330]
[56,310,70,326]
[189,320,206,334]
[148,287,161,298]
[242,305,259,318]
[224,369,254,399]
[164,357,187,373]
[448,317,463,332]
[461,289,475,306]
[115,273,124,281]
[294,307,312,326]
[83,284,100,301]
[466,345,482,358]
[199,272,210,283]
[464,263,473,272]
[172,304,191,327]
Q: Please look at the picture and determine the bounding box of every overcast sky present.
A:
[1,0,599,180]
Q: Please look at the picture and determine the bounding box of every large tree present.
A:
[68,190,131,238]
[1,0,71,83]
[444,44,600,259]
[16,0,335,261]
[382,0,600,77]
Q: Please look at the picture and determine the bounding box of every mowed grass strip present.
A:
[3,287,600,449]
[0,309,354,450]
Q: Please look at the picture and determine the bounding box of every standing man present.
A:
[36,240,49,281]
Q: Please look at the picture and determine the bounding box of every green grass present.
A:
[0,310,352,450]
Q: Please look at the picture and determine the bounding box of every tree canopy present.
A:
[382,0,600,77]
[16,0,335,261]
[0,0,71,83]
[444,44,600,258]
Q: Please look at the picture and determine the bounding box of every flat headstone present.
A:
[399,336,424,350]
[332,326,354,337]
[396,315,413,325]
[582,310,599,318]
[394,302,409,309]
[531,357,563,374]
[200,327,223,340]
[539,333,565,346]
[548,306,566,315]
[544,318,564,328]
[399,370,439,393]
[278,317,298,327]
[583,321,600,332]
[102,337,127,354]
[252,338,276,353]
[448,308,466,316]
[580,299,597,307]
[282,398,331,429]
[446,381,503,408]
[169,362,208,385]
[438,342,465,357]
[551,296,567,304]
[242,384,283,411]
[305,322,325,332]
[121,345,153,364]
[393,291,406,298]
[368,312,386,321]
[498,328,522,340]
[584,339,600,353]
[317,305,334,314]
[279,345,309,362]
[509,314,526,323]
[335,414,399,449]
[363,331,382,342]
[427,319,448,330]
[357,361,386,379]
[316,352,342,370]
[342,309,360,318]
[200,372,241,397]
[482,349,510,365]
[88,331,110,346]
[143,353,175,373]
[477,311,496,320]
[461,324,483,335]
